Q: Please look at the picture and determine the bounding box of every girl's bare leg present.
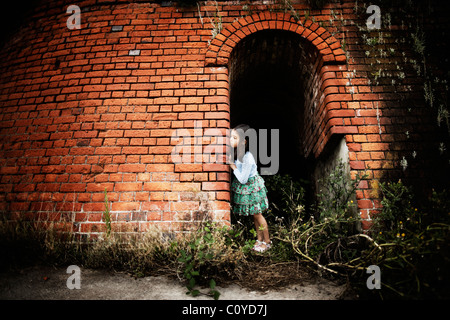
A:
[253,213,270,247]
[253,215,263,242]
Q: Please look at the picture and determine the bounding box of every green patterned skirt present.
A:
[231,174,269,216]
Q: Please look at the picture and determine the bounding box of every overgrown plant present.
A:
[178,222,219,299]
[0,217,250,300]
[269,160,366,275]
[2,165,449,299]
[316,160,362,222]
[197,0,222,44]
[264,174,307,223]
[354,1,450,165]
[266,163,449,299]
[177,221,255,299]
[277,0,302,23]
[103,188,111,237]
[0,217,82,270]
[363,181,450,299]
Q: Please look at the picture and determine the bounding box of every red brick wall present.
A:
[0,0,448,236]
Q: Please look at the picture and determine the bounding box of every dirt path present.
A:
[0,265,350,300]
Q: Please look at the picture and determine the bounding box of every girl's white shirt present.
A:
[233,151,257,184]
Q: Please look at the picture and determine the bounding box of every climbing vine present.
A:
[351,0,450,171]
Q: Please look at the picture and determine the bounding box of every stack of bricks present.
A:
[0,0,448,236]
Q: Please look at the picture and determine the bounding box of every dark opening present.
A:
[229,30,313,182]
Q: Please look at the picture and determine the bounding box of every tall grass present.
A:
[0,215,252,299]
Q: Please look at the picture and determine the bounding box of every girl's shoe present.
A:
[254,241,272,253]
[252,240,263,251]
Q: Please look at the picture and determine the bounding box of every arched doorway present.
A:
[228,29,311,181]
[205,12,355,223]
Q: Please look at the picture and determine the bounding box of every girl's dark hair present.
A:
[232,124,251,161]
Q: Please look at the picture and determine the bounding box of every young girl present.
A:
[228,124,271,253]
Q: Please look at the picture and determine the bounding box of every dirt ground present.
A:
[0,264,354,300]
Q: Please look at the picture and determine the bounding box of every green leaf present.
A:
[212,290,220,300]
[189,277,196,289]
[204,234,213,242]
[191,290,200,297]
[209,279,216,289]
[191,270,199,276]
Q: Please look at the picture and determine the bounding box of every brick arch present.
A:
[206,11,353,159]
[205,12,347,67]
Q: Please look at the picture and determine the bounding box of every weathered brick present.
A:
[114,183,142,192]
[201,182,229,191]
[0,1,442,235]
